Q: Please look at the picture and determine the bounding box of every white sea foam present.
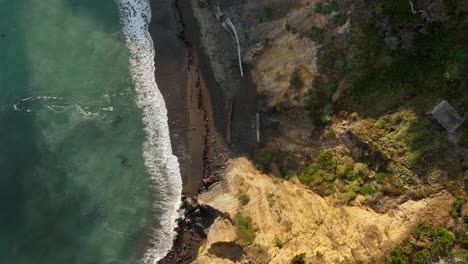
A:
[115,0,183,263]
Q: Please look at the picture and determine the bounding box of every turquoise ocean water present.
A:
[0,0,182,263]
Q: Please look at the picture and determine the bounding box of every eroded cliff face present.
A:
[250,34,317,109]
[194,158,454,263]
[245,0,325,110]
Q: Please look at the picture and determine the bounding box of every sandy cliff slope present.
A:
[194,157,454,263]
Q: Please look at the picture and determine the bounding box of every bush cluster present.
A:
[450,196,468,222]
[383,223,463,263]
[299,148,378,201]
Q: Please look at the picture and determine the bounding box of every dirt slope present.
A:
[194,157,454,263]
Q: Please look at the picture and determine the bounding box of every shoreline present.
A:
[149,0,257,262]
[149,0,231,262]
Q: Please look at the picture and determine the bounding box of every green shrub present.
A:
[450,196,467,218]
[236,214,255,245]
[329,1,339,11]
[314,2,335,15]
[341,190,357,203]
[314,3,325,14]
[334,59,353,71]
[274,235,283,248]
[327,82,338,94]
[347,162,369,180]
[457,232,468,245]
[279,165,289,178]
[316,150,334,171]
[283,221,293,232]
[268,198,275,207]
[290,253,306,264]
[325,128,337,139]
[257,149,274,167]
[412,223,455,256]
[434,228,455,255]
[413,249,429,264]
[349,112,359,120]
[332,13,347,26]
[359,185,379,195]
[376,172,387,184]
[336,164,348,178]
[263,5,273,20]
[239,194,250,205]
[388,246,408,263]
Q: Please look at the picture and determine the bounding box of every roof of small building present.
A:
[430,101,464,133]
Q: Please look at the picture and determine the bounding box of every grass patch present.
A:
[239,193,250,206]
[274,235,283,248]
[267,192,276,207]
[283,221,292,232]
[236,214,255,245]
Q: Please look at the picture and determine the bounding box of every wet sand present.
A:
[149,0,206,197]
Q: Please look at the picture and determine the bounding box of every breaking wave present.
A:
[115,0,183,263]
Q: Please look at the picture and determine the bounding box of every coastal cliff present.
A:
[194,158,454,263]
[161,0,467,262]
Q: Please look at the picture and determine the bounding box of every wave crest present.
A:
[115,0,183,263]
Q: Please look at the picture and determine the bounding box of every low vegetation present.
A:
[236,214,255,245]
[331,13,347,26]
[299,147,380,202]
[259,4,273,22]
[256,149,275,169]
[450,196,468,222]
[290,253,306,264]
[239,193,250,206]
[380,223,467,263]
[314,1,339,15]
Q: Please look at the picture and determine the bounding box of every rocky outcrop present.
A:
[194,157,455,263]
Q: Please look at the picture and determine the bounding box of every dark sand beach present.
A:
[149,0,257,262]
[150,0,258,195]
[149,0,203,197]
